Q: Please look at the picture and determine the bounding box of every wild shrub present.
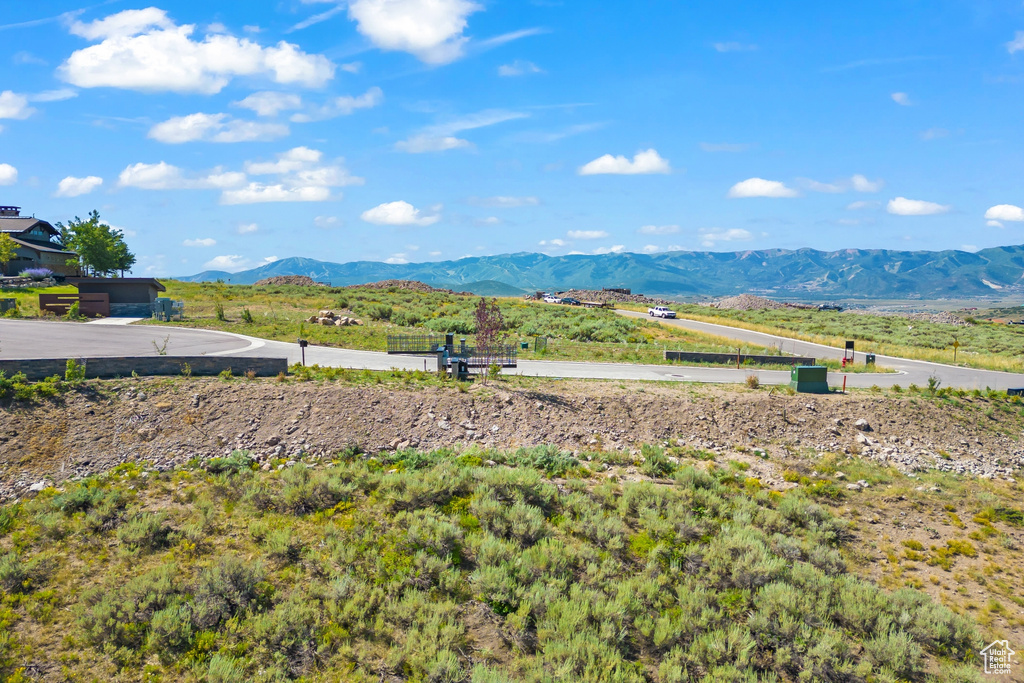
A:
[204,450,255,475]
[116,512,172,553]
[190,555,266,630]
[640,444,676,478]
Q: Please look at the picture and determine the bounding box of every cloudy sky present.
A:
[3,1,1024,275]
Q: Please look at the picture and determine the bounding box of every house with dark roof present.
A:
[0,206,79,276]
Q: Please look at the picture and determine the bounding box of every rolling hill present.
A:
[175,245,1024,300]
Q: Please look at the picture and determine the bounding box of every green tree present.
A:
[0,233,17,276]
[57,210,135,277]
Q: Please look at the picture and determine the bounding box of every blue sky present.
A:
[2,0,1024,275]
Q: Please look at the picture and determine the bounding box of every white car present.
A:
[648,306,676,318]
[543,295,562,304]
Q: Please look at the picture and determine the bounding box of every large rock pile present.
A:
[254,276,328,287]
[712,294,788,311]
[557,289,675,306]
[306,309,362,327]
[348,280,466,294]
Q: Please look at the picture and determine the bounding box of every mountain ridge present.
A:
[174,245,1024,299]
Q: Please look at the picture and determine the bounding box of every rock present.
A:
[137,427,158,442]
[854,418,871,431]
[266,436,280,446]
[855,433,872,445]
[856,480,870,488]
[846,483,862,491]
[835,472,847,480]
[397,440,411,450]
[318,310,335,318]
[484,460,497,467]
[28,480,46,492]
[136,392,147,401]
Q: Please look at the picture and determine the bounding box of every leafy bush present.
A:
[18,268,51,281]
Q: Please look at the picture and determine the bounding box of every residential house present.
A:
[0,206,79,276]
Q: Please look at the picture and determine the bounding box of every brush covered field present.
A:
[0,443,1005,683]
[140,281,783,367]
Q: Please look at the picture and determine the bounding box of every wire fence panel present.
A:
[387,335,446,354]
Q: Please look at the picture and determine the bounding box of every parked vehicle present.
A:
[648,306,676,318]
[560,297,581,305]
[817,303,844,312]
[543,295,562,304]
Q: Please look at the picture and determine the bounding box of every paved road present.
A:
[1,317,1020,389]
[0,319,254,358]
[618,309,1024,390]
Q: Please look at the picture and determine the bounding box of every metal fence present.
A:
[463,344,518,368]
[387,334,447,354]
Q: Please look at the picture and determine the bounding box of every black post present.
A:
[298,338,308,366]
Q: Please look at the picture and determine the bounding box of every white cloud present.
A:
[55,175,103,197]
[149,112,289,143]
[847,200,881,211]
[203,254,276,272]
[713,42,757,52]
[728,178,799,198]
[234,91,303,117]
[429,250,442,256]
[117,161,246,190]
[641,245,660,254]
[385,253,409,264]
[183,237,216,247]
[700,228,753,247]
[396,108,527,153]
[699,142,750,152]
[348,0,482,64]
[987,220,1004,228]
[578,148,671,175]
[891,92,911,106]
[593,244,625,254]
[0,164,17,185]
[887,197,951,216]
[985,204,1024,222]
[340,62,362,73]
[801,178,845,193]
[13,51,47,66]
[498,60,542,76]
[638,224,679,235]
[567,230,609,240]
[60,8,335,94]
[395,134,472,153]
[291,86,383,122]
[469,195,539,208]
[361,200,440,226]
[961,244,980,253]
[851,174,884,192]
[475,216,501,226]
[245,146,323,174]
[237,223,259,234]
[0,91,34,120]
[221,184,331,205]
[28,89,77,103]
[920,127,949,140]
[1008,31,1024,54]
[314,215,341,229]
[539,238,566,247]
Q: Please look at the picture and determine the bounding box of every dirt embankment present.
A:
[1,379,1021,499]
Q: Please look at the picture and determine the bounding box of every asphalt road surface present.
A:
[617,309,1024,390]
[1,317,1021,390]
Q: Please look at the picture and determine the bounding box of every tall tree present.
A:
[57,210,135,277]
[0,233,17,276]
[474,297,507,380]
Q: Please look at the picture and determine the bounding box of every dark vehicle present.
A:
[817,303,843,312]
[560,297,581,305]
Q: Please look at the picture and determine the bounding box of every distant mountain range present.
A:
[175,245,1024,300]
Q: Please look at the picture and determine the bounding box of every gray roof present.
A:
[11,237,76,255]
[0,216,58,236]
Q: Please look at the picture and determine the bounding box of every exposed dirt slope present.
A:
[2,379,1020,499]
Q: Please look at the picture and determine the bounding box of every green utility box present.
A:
[865,353,876,366]
[790,365,830,394]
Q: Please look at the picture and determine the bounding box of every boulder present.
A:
[854,418,872,431]
[318,310,335,318]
